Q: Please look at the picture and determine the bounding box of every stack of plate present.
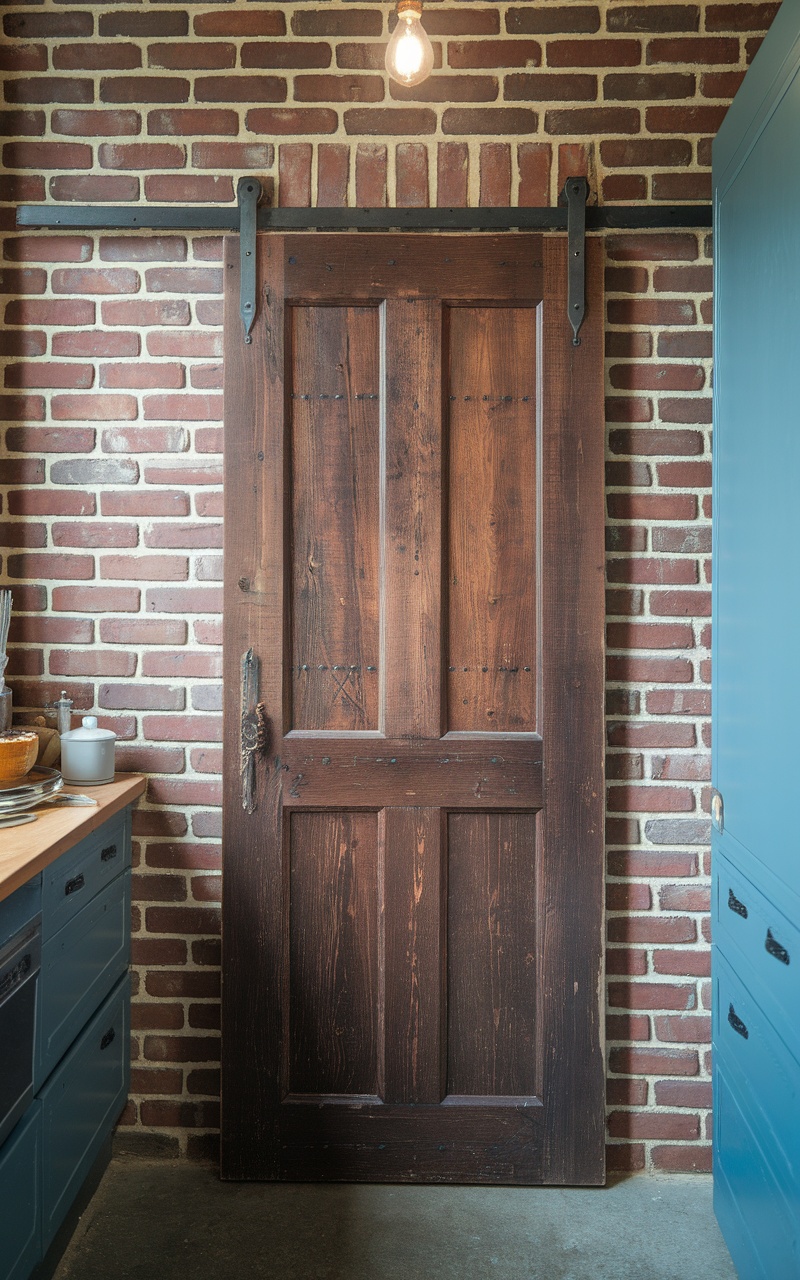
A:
[0,766,63,825]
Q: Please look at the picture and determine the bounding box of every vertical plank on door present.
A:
[289,305,381,733]
[383,806,445,1104]
[446,811,538,1099]
[383,299,443,740]
[287,810,382,1098]
[446,306,538,733]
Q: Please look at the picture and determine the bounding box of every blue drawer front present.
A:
[714,951,800,1187]
[36,870,130,1090]
[0,1103,41,1280]
[714,850,800,1053]
[39,973,129,1250]
[714,1068,800,1280]
[0,876,41,949]
[41,811,129,941]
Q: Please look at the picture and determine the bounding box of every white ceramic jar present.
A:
[60,716,116,785]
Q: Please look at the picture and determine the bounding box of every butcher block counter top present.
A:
[0,773,145,902]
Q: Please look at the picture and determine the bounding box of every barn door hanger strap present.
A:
[562,176,588,346]
[237,176,262,344]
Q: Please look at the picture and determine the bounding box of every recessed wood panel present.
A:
[288,811,382,1098]
[446,812,538,1099]
[289,304,381,732]
[446,306,538,733]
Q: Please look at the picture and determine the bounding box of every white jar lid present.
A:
[61,715,117,741]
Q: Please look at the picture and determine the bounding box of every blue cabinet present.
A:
[713,2,800,1275]
[0,805,134,1280]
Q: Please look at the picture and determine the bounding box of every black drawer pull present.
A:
[101,844,118,863]
[100,1027,115,1051]
[728,1004,749,1039]
[727,888,748,919]
[64,873,85,896]
[765,929,790,966]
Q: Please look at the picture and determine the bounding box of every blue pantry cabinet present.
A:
[713,0,800,1274]
[0,783,141,1280]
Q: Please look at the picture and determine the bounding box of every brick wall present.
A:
[0,0,779,1172]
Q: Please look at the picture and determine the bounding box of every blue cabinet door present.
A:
[713,2,800,1275]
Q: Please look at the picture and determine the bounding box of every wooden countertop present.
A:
[0,773,145,903]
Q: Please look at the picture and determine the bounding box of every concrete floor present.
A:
[53,1159,736,1280]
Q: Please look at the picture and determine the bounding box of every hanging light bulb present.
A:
[385,0,434,88]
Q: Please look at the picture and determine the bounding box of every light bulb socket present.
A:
[396,0,423,16]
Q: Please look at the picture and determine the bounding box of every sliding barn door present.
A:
[222,234,605,1185]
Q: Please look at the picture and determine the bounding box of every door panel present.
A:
[222,234,605,1184]
[446,306,538,734]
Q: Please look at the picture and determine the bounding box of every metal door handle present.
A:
[727,888,748,919]
[101,844,118,862]
[65,873,85,896]
[765,929,790,966]
[727,1004,749,1039]
[100,1027,115,1050]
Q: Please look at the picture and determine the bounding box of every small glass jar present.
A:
[0,688,12,735]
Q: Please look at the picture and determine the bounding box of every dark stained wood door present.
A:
[222,234,605,1185]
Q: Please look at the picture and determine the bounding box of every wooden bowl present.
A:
[0,730,40,781]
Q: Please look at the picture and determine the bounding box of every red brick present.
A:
[144,462,221,485]
[0,394,45,422]
[4,141,92,171]
[448,38,540,68]
[647,105,729,134]
[606,1143,646,1172]
[0,522,46,549]
[52,267,140,296]
[706,2,779,28]
[443,107,537,134]
[52,586,140,613]
[647,690,710,716]
[148,43,235,71]
[607,232,699,261]
[507,72,596,101]
[651,753,711,781]
[609,1047,699,1076]
[4,11,91,37]
[607,722,696,749]
[52,110,141,138]
[701,70,747,97]
[609,982,697,1010]
[606,622,694,649]
[100,617,187,644]
[51,650,137,678]
[607,1078,649,1105]
[242,41,331,69]
[606,883,652,911]
[337,43,393,71]
[655,1015,711,1043]
[428,8,501,34]
[479,142,511,206]
[143,651,221,678]
[607,948,649,975]
[0,47,47,72]
[654,1080,713,1107]
[345,107,436,135]
[247,108,338,134]
[196,75,286,103]
[356,143,388,206]
[52,521,137,549]
[102,11,188,37]
[650,590,711,617]
[99,143,185,171]
[608,916,697,944]
[51,393,136,422]
[146,842,220,871]
[608,1111,699,1139]
[50,175,140,202]
[654,949,711,977]
[608,784,695,813]
[0,330,46,358]
[148,109,239,137]
[518,142,551,205]
[6,426,95,453]
[6,363,94,391]
[653,172,712,201]
[6,78,93,105]
[292,10,382,36]
[548,38,641,65]
[279,142,312,207]
[0,266,47,295]
[143,1036,220,1064]
[101,554,187,582]
[145,175,233,203]
[194,10,284,36]
[610,428,703,456]
[101,363,184,391]
[508,5,600,33]
[606,71,696,100]
[397,142,429,207]
[101,237,187,264]
[102,299,190,327]
[601,138,692,166]
[317,143,349,206]
[145,587,222,615]
[54,43,141,71]
[10,613,95,646]
[101,76,190,104]
[608,851,697,877]
[7,552,93,581]
[191,141,272,171]
[648,36,739,63]
[607,5,700,32]
[101,491,189,518]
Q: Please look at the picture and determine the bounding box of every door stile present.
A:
[538,237,606,1184]
[221,235,287,1179]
